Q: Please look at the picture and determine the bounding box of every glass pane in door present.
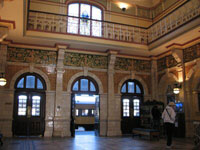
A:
[133,99,140,117]
[18,95,27,116]
[32,96,41,116]
[123,99,130,117]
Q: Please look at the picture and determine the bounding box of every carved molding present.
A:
[0,27,8,42]
[172,49,183,64]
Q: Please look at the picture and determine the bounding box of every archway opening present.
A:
[120,79,144,134]
[12,73,46,136]
[71,76,99,137]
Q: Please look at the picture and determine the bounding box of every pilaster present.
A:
[99,93,108,136]
[172,48,191,137]
[151,59,158,100]
[107,50,121,136]
[53,44,70,137]
[0,44,7,73]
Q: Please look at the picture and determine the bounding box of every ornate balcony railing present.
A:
[27,0,200,45]
[148,0,200,43]
[27,11,148,44]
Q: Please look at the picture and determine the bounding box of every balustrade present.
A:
[27,0,200,45]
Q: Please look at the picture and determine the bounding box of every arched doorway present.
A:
[12,73,46,136]
[121,79,144,134]
[70,76,99,137]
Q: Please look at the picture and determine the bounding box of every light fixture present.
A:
[0,73,7,86]
[122,7,126,11]
[117,2,129,12]
[173,83,181,94]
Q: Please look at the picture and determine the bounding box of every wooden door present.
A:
[13,92,45,136]
[121,96,141,134]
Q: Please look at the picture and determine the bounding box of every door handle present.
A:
[27,106,31,118]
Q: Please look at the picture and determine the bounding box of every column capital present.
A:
[108,53,117,70]
[106,49,118,55]
[55,44,69,50]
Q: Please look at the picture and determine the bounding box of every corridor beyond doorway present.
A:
[72,94,99,137]
[75,126,95,136]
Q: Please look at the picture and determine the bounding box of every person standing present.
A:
[162,102,176,149]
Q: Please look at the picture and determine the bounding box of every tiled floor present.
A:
[0,131,196,150]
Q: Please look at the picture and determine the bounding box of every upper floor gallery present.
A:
[0,0,200,56]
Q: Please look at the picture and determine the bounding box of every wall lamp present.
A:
[0,73,7,86]
[118,2,129,12]
[121,7,126,11]
[173,83,181,94]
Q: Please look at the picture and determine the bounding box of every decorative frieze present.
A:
[133,59,151,72]
[166,55,178,68]
[158,43,200,72]
[7,47,57,65]
[64,52,108,69]
[115,57,151,72]
[157,55,178,72]
[184,43,200,63]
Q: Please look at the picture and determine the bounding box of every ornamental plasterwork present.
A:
[157,55,177,72]
[184,43,200,63]
[114,57,132,71]
[7,47,57,65]
[157,57,167,72]
[133,59,151,72]
[166,55,178,68]
[64,52,108,69]
[115,57,151,72]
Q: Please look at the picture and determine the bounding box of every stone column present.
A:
[99,93,108,136]
[151,59,158,100]
[0,44,13,137]
[0,89,14,137]
[0,44,7,73]
[106,50,121,136]
[172,48,192,137]
[53,45,70,137]
[44,91,55,137]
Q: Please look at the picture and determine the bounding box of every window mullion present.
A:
[88,80,90,92]
[78,3,81,35]
[90,5,92,36]
[24,76,26,89]
[35,77,37,89]
[78,79,81,92]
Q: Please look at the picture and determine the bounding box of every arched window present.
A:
[121,79,143,94]
[71,76,98,94]
[13,73,46,136]
[67,3,102,37]
[15,73,46,90]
